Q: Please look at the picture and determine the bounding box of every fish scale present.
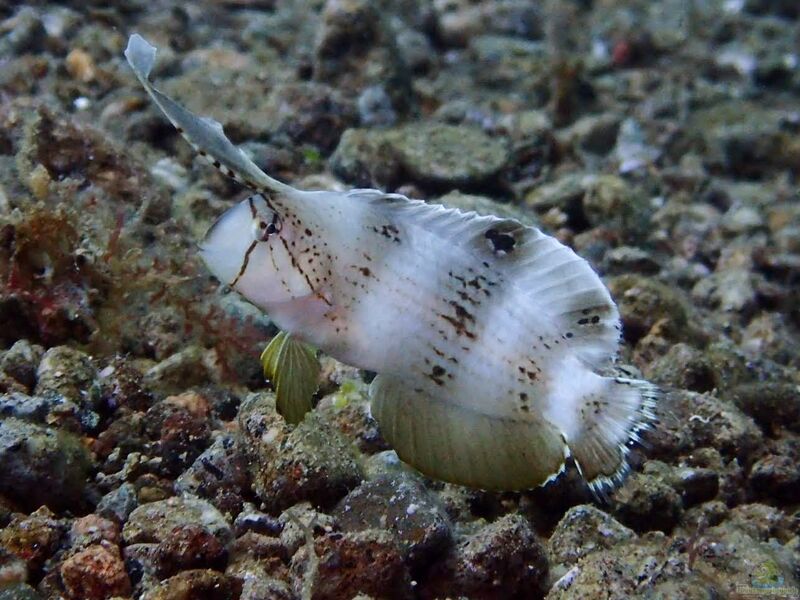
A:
[126,34,659,493]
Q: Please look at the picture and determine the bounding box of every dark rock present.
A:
[227,530,288,582]
[0,418,92,512]
[607,275,691,344]
[748,452,800,504]
[278,502,336,558]
[152,524,228,578]
[97,357,155,413]
[238,392,363,513]
[264,82,358,154]
[1,340,44,391]
[730,382,800,434]
[233,504,284,537]
[175,435,249,517]
[96,482,138,524]
[329,128,402,188]
[547,504,635,567]
[122,496,233,546]
[558,113,621,156]
[670,467,720,507]
[0,507,63,576]
[610,471,683,534]
[34,346,98,405]
[331,122,509,191]
[644,343,721,393]
[421,514,548,600]
[313,387,389,455]
[291,529,413,600]
[333,473,452,569]
[144,394,212,476]
[0,8,46,56]
[646,390,764,465]
[314,0,413,119]
[389,123,509,190]
[140,569,242,600]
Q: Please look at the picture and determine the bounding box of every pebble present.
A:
[238,392,363,513]
[610,470,683,534]
[122,495,233,546]
[0,507,63,575]
[291,529,413,600]
[152,524,228,578]
[331,122,509,190]
[547,504,635,567]
[422,514,548,599]
[60,544,131,600]
[34,346,98,408]
[140,569,242,600]
[333,472,452,568]
[1,340,44,391]
[174,435,249,517]
[0,418,92,512]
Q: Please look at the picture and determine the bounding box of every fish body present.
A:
[126,34,657,492]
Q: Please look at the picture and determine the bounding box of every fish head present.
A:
[199,193,310,306]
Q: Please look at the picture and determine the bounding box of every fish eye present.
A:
[251,211,281,242]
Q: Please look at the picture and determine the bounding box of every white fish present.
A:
[126,34,658,492]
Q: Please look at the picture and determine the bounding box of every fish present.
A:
[125,33,658,493]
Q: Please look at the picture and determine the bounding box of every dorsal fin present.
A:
[125,34,292,196]
[358,190,621,368]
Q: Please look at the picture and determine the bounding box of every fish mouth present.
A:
[198,199,254,286]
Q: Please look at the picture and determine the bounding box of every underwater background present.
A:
[0,0,798,598]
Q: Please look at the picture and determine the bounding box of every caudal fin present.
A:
[124,34,291,195]
[567,376,658,493]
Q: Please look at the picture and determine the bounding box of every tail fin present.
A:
[568,376,658,493]
[124,34,292,196]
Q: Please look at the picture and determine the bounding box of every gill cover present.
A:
[199,194,274,287]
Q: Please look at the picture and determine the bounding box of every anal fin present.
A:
[370,376,570,491]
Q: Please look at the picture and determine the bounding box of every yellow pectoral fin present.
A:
[261,331,321,425]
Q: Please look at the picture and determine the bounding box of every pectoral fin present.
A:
[261,331,321,425]
[370,376,570,491]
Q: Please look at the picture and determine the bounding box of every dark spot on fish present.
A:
[449,301,475,323]
[565,332,574,338]
[304,228,312,236]
[358,266,372,277]
[372,224,401,243]
[485,228,516,253]
[591,315,600,324]
[427,364,447,386]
